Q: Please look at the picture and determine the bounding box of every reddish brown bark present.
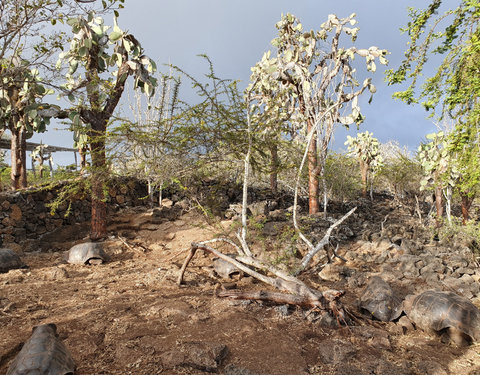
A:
[78,146,88,171]
[460,193,473,224]
[20,130,27,187]
[298,95,319,214]
[7,84,28,190]
[10,126,27,190]
[89,126,107,240]
[434,185,444,228]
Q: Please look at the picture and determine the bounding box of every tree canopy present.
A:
[387,0,480,224]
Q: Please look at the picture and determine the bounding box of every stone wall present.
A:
[0,178,149,245]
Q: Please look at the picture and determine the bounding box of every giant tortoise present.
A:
[404,290,480,345]
[64,242,107,265]
[0,248,27,273]
[358,276,403,321]
[7,323,75,375]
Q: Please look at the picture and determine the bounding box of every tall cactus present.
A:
[345,131,383,198]
[417,131,458,226]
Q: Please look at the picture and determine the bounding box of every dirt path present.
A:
[1,208,479,374]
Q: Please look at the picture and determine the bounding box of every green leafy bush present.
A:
[377,152,422,199]
[437,217,480,253]
[324,152,362,201]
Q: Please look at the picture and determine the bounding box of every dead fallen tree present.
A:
[215,289,343,309]
[177,223,353,323]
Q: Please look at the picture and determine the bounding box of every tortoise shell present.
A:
[7,323,75,375]
[64,242,107,265]
[0,248,27,273]
[359,276,403,321]
[404,290,480,344]
[213,254,241,279]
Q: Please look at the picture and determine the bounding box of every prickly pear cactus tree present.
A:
[0,57,56,189]
[57,12,157,239]
[248,13,388,214]
[417,132,453,191]
[419,128,480,224]
[417,131,456,225]
[345,131,383,198]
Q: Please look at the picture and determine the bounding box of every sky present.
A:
[29,0,457,167]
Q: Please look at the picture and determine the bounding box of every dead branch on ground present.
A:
[117,235,147,256]
[216,289,343,309]
[178,241,348,321]
[175,84,352,323]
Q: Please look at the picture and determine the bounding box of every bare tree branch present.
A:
[294,207,357,275]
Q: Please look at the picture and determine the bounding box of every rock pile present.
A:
[344,240,480,299]
[0,178,148,245]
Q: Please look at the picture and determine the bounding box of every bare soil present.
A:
[1,206,479,374]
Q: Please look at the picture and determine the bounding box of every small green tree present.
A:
[57,12,157,239]
[387,1,480,223]
[111,74,182,206]
[446,125,480,223]
[170,56,254,176]
[249,13,387,214]
[345,131,383,199]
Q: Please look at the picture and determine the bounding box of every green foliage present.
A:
[324,152,362,201]
[0,58,55,135]
[248,220,299,270]
[248,13,388,212]
[109,73,183,202]
[58,12,157,104]
[417,131,454,192]
[377,147,422,198]
[248,12,387,131]
[437,217,480,252]
[27,165,80,188]
[45,176,91,217]
[387,1,480,213]
[386,0,480,118]
[170,55,254,170]
[345,131,383,167]
[418,128,479,200]
[0,166,10,191]
[446,123,480,198]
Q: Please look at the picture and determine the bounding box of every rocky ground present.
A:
[0,195,480,374]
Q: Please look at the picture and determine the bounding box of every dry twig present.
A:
[117,235,146,256]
